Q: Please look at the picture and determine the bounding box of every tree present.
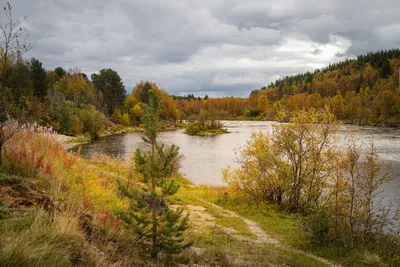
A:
[132,81,180,121]
[223,109,339,212]
[7,58,32,102]
[0,2,34,165]
[257,94,269,115]
[131,103,145,125]
[54,66,66,79]
[28,58,47,100]
[91,69,126,116]
[331,91,345,119]
[55,72,94,105]
[132,81,154,105]
[358,141,391,241]
[0,2,35,89]
[118,90,192,263]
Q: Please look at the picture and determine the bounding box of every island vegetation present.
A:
[184,110,229,136]
[1,2,400,267]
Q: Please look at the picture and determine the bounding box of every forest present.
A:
[176,50,400,126]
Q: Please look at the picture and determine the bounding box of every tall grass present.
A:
[3,128,129,223]
[0,209,96,267]
[0,128,154,266]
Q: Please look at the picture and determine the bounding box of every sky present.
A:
[4,0,400,97]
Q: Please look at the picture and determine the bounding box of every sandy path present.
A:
[198,200,342,267]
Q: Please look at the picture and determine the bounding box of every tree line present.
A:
[176,49,400,126]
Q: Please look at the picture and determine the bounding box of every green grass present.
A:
[214,216,255,237]
[185,225,329,267]
[0,172,23,185]
[65,134,91,144]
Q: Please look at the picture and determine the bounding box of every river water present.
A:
[74,121,400,207]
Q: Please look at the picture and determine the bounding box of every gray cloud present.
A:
[3,0,400,97]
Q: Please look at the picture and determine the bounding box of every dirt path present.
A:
[198,200,342,267]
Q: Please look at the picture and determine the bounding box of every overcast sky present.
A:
[4,0,400,97]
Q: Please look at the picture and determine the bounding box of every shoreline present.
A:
[56,127,143,150]
[58,125,184,150]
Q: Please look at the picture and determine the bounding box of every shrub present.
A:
[53,102,111,137]
[302,208,331,245]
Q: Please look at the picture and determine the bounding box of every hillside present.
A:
[176,49,400,126]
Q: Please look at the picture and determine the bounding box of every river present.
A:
[74,121,400,207]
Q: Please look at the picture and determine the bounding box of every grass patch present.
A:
[0,172,23,185]
[185,225,329,267]
[215,216,255,237]
[65,134,91,144]
[0,211,96,267]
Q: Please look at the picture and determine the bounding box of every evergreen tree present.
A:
[54,66,66,79]
[28,58,48,100]
[118,90,192,264]
[91,69,126,116]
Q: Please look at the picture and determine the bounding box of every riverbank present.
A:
[56,126,143,149]
[1,129,399,266]
[57,123,184,150]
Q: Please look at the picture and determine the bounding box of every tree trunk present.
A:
[151,136,157,258]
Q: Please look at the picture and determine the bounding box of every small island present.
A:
[185,120,229,136]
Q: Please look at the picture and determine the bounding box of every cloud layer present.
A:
[6,0,400,96]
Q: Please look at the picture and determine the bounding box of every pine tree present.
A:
[118,90,192,264]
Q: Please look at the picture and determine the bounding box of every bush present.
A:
[53,102,111,137]
[302,208,331,245]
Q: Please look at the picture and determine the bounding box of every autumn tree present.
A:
[330,91,345,119]
[132,81,180,121]
[55,71,94,105]
[257,94,269,115]
[223,109,339,212]
[357,141,392,241]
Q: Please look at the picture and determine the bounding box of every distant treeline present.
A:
[176,49,400,126]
